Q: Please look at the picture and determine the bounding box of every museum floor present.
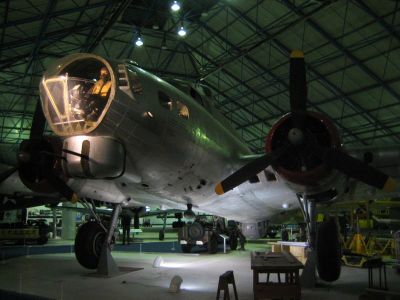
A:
[0,238,399,300]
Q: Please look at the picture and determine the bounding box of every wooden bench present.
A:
[251,251,304,300]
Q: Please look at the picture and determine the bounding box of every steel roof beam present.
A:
[239,75,400,130]
[24,0,57,75]
[281,0,400,141]
[85,0,133,52]
[183,43,273,137]
[225,2,396,144]
[283,0,400,104]
[194,20,285,115]
[0,0,9,59]
[198,1,332,82]
[0,1,113,29]
[199,6,365,145]
[354,0,400,44]
[219,39,400,109]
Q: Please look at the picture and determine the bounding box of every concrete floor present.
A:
[0,240,399,300]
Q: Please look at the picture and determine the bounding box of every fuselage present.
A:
[37,53,299,223]
[5,53,398,223]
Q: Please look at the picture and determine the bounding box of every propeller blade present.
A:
[0,166,18,184]
[290,50,307,130]
[317,147,396,192]
[30,100,46,139]
[215,146,289,195]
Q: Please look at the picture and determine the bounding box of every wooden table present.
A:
[251,251,304,300]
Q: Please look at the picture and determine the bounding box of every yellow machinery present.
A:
[342,233,375,268]
[342,233,396,267]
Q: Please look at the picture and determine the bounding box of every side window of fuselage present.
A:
[158,91,189,120]
[158,91,173,111]
[128,69,143,95]
[177,101,189,119]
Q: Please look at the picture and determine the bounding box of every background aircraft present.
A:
[0,51,398,282]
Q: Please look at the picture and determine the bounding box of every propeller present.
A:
[0,98,78,202]
[313,146,396,192]
[289,50,307,131]
[215,146,289,195]
[30,100,46,139]
[215,50,397,195]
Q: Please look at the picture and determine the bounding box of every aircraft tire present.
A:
[181,244,192,253]
[208,234,218,254]
[316,217,341,282]
[36,236,48,245]
[159,230,165,241]
[75,221,106,269]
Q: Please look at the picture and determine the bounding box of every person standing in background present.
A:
[121,210,132,245]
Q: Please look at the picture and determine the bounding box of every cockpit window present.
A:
[40,58,114,136]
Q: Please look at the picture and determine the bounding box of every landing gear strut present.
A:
[298,195,317,287]
[159,213,167,241]
[298,194,341,286]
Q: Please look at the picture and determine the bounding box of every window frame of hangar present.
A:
[158,91,189,119]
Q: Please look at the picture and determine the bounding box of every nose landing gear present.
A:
[74,202,122,276]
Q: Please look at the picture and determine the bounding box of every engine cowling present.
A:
[18,137,64,194]
[265,111,342,195]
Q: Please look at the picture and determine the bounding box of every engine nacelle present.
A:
[265,112,342,196]
[62,136,125,179]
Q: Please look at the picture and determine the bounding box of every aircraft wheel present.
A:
[208,234,218,254]
[75,221,106,269]
[316,217,341,282]
[159,230,165,241]
[36,236,48,245]
[229,235,238,250]
[181,244,192,253]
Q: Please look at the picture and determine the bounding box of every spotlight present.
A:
[153,256,163,268]
[135,37,143,47]
[282,203,289,209]
[168,275,183,293]
[178,26,187,37]
[171,1,180,12]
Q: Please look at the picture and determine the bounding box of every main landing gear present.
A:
[74,201,122,276]
[297,194,341,287]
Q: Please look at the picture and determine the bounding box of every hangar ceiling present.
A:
[1,0,400,155]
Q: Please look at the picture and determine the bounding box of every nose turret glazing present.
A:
[39,54,115,136]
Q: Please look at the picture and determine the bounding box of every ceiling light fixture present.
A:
[171,1,180,12]
[135,36,143,47]
[178,26,187,37]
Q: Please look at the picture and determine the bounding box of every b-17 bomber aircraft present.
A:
[0,51,398,282]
